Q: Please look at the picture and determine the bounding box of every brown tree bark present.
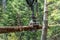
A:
[0,26,42,33]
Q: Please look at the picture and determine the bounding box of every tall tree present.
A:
[2,0,6,13]
[15,11,22,40]
[41,0,48,40]
[2,0,8,40]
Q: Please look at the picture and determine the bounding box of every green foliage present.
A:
[0,0,60,40]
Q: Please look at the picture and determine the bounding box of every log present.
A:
[0,25,42,33]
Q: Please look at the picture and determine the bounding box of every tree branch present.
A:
[0,25,42,33]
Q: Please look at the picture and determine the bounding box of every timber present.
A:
[0,25,42,33]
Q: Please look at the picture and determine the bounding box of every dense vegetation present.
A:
[0,0,60,40]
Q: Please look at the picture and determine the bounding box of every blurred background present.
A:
[0,0,60,40]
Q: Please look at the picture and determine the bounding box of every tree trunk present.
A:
[2,0,6,13]
[41,0,48,40]
[16,13,22,40]
[2,0,8,40]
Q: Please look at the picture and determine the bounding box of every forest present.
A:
[0,0,60,40]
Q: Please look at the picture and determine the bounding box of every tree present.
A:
[41,0,48,40]
[2,0,6,13]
